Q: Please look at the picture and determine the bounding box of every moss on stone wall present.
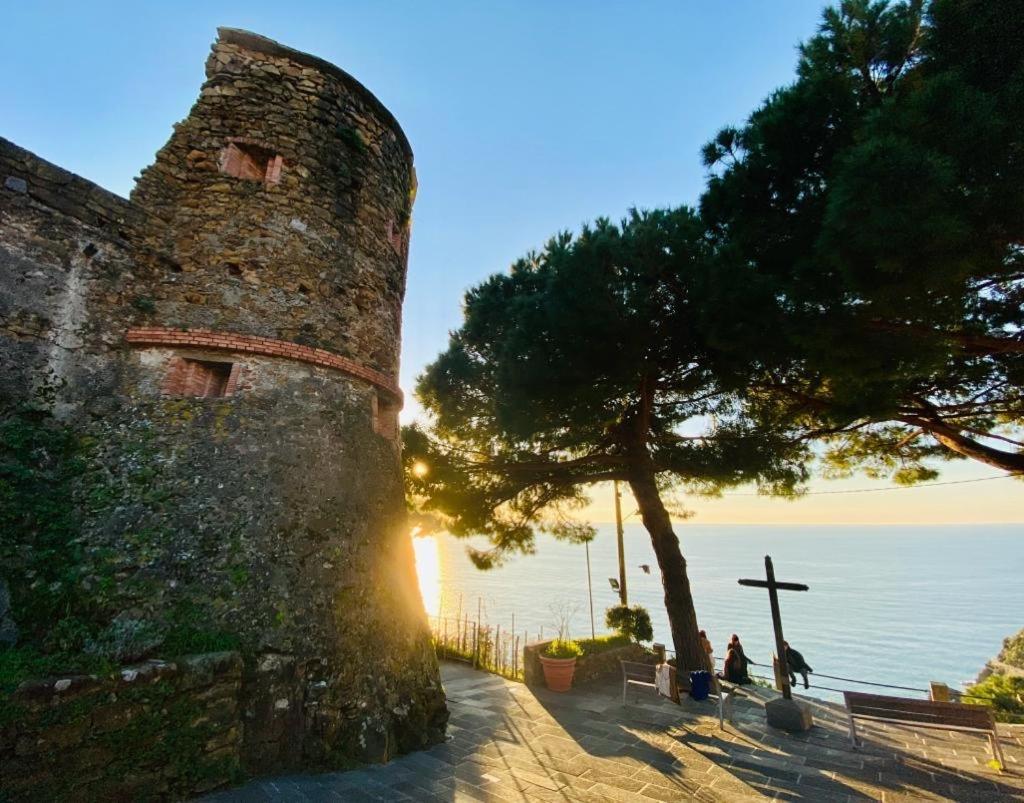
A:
[0,408,91,643]
[0,652,245,801]
[0,408,242,678]
[1,25,448,788]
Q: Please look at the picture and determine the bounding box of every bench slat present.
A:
[843,690,1003,770]
[620,661,657,682]
[844,691,994,729]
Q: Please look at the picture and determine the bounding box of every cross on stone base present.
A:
[738,555,814,732]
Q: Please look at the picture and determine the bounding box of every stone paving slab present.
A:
[201,661,1024,801]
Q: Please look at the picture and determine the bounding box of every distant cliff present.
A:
[977,628,1024,683]
[969,628,1024,724]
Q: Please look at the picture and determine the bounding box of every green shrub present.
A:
[998,628,1024,670]
[965,674,1024,723]
[576,634,632,656]
[543,639,582,659]
[604,605,654,643]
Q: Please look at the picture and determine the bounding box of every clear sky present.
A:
[4,1,1022,524]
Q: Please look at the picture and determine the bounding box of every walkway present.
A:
[202,661,1024,801]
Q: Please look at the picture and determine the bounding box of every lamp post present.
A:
[585,541,596,639]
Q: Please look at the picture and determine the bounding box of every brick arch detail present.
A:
[126,327,402,404]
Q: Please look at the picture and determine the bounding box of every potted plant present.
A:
[539,638,583,691]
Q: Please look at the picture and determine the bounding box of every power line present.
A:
[719,472,1022,497]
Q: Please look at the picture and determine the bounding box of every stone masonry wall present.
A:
[523,640,653,689]
[1,652,244,801]
[0,137,152,421]
[0,26,447,787]
[130,27,414,376]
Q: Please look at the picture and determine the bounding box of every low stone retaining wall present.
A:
[523,641,654,689]
[0,651,243,801]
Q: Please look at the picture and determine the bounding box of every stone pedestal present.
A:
[765,697,813,732]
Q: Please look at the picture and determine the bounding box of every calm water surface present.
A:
[413,524,1024,701]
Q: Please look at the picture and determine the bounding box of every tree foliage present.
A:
[700,0,1024,477]
[408,210,810,669]
[605,605,654,644]
[407,0,1024,669]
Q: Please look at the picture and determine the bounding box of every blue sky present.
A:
[5,1,1023,523]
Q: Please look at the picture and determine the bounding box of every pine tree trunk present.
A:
[627,468,708,673]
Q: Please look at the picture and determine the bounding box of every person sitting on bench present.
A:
[699,629,714,669]
[728,634,752,682]
[719,646,750,684]
[784,641,813,689]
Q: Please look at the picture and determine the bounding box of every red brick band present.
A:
[126,327,402,403]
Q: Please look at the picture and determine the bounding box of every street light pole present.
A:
[585,541,596,639]
[614,480,627,606]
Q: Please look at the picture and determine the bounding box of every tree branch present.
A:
[897,414,1024,472]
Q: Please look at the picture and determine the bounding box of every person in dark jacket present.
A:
[729,634,751,680]
[719,647,749,684]
[784,641,813,689]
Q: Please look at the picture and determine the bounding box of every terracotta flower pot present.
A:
[539,655,577,692]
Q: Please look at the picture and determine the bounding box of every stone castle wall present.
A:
[1,653,244,801]
[130,28,414,377]
[0,138,149,420]
[0,27,446,796]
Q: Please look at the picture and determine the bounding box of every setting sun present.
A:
[411,531,441,617]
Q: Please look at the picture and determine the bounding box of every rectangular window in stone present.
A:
[219,141,283,185]
[163,357,240,398]
[371,393,400,440]
[387,218,408,257]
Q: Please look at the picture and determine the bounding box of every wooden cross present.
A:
[738,555,809,700]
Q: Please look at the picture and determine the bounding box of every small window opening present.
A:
[371,393,400,440]
[387,218,408,258]
[219,141,283,185]
[164,357,239,398]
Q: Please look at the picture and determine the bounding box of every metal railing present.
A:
[428,614,528,681]
[661,648,988,702]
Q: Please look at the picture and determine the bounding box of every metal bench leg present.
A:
[847,714,859,749]
[718,694,724,729]
[622,676,627,706]
[989,731,1005,771]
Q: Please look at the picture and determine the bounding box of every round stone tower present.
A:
[73,29,446,770]
[132,27,413,382]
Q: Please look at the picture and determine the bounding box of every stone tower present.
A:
[0,27,446,778]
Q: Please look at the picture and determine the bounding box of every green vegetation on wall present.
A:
[0,408,90,642]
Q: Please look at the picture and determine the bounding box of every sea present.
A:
[412,524,1024,702]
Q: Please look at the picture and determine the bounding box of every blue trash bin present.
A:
[689,670,711,701]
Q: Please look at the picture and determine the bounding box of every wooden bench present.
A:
[620,660,743,728]
[620,660,658,704]
[844,691,1005,769]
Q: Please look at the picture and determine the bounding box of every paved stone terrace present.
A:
[202,661,1024,801]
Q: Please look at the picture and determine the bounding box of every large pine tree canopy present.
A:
[407,0,1024,666]
[700,0,1024,477]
